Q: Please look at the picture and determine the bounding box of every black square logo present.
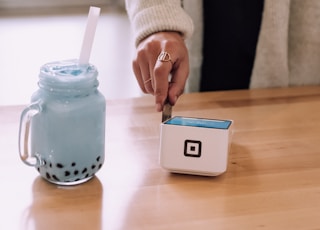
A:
[184,140,202,158]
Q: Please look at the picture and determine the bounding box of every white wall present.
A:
[0,0,124,9]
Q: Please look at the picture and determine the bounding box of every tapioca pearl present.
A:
[37,167,40,172]
[56,163,64,168]
[49,162,52,168]
[52,175,59,181]
[65,171,71,176]
[82,168,88,174]
[96,156,101,162]
[71,162,76,167]
[46,172,51,179]
[98,164,102,169]
[91,164,96,170]
[85,173,89,178]
[74,170,79,175]
[43,160,47,165]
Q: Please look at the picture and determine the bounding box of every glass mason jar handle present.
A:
[18,101,42,166]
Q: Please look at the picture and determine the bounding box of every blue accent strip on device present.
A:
[164,116,232,129]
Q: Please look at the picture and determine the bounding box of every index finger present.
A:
[153,54,173,111]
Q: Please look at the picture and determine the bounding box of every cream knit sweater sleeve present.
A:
[125,0,194,47]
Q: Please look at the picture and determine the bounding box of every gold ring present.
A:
[144,78,152,84]
[157,51,173,64]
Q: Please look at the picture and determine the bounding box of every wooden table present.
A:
[1,86,320,230]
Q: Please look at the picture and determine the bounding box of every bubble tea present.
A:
[19,59,106,185]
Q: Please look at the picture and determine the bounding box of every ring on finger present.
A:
[144,78,152,84]
[157,51,173,65]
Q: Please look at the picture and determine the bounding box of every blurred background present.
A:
[0,0,142,106]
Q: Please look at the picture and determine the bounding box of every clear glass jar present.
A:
[19,59,106,185]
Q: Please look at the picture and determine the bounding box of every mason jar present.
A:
[19,59,106,185]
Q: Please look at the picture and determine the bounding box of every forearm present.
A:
[125,0,194,46]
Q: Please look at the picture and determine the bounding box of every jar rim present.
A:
[38,59,99,95]
[40,59,97,81]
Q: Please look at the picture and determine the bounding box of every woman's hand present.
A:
[132,31,189,112]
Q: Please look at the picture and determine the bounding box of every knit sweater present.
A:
[125,0,320,92]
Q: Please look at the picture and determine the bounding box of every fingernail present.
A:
[172,96,178,105]
[156,103,162,112]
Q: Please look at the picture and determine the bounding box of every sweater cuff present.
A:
[130,4,194,46]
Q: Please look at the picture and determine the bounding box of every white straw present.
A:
[79,6,101,65]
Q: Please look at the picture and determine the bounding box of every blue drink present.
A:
[19,59,106,185]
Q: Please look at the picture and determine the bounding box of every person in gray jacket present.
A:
[125,0,320,111]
